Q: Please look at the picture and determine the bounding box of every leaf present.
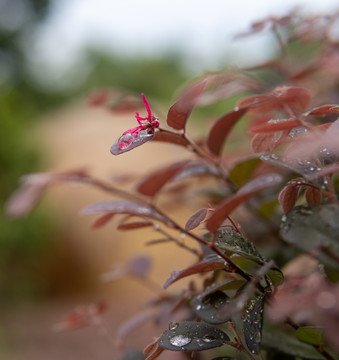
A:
[185,208,208,231]
[191,289,230,324]
[278,183,300,213]
[251,133,277,153]
[205,229,265,263]
[153,129,190,147]
[163,254,227,289]
[305,187,322,205]
[171,162,219,182]
[81,200,167,223]
[250,118,301,134]
[91,213,115,229]
[262,328,326,359]
[207,107,248,156]
[206,174,282,233]
[228,156,262,187]
[110,129,155,155]
[167,80,207,130]
[215,261,274,322]
[137,161,190,197]
[158,321,229,351]
[243,294,266,354]
[280,204,339,268]
[307,104,339,116]
[238,87,311,114]
[117,221,153,231]
[295,327,324,346]
[127,254,152,278]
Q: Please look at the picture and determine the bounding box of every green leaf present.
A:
[229,156,262,187]
[262,328,326,359]
[280,204,339,269]
[296,327,324,346]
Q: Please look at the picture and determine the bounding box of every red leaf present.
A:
[81,200,167,223]
[251,118,301,134]
[305,187,322,205]
[238,87,311,114]
[207,107,248,156]
[167,80,206,130]
[185,208,208,231]
[206,174,282,233]
[278,184,300,213]
[91,213,115,229]
[137,161,190,197]
[117,221,153,231]
[306,104,339,116]
[153,129,190,147]
[251,133,277,153]
[163,255,227,289]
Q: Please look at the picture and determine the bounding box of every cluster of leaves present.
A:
[6,10,339,360]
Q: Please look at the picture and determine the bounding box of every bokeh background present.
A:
[1,1,338,359]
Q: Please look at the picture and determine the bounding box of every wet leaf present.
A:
[215,262,274,323]
[191,289,230,324]
[251,133,277,153]
[163,254,227,289]
[306,104,339,116]
[207,107,248,156]
[278,183,300,213]
[81,200,168,224]
[295,327,324,346]
[250,118,301,134]
[153,129,190,147]
[238,87,311,114]
[158,321,229,351]
[171,162,219,182]
[243,294,266,354]
[206,174,282,233]
[280,204,339,268]
[167,80,207,130]
[110,129,155,155]
[228,157,262,187]
[137,161,190,197]
[185,208,208,231]
[205,229,265,263]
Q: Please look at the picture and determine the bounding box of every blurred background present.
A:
[1,0,338,359]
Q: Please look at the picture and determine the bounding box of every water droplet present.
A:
[118,134,133,149]
[168,322,179,331]
[251,349,257,354]
[234,106,239,111]
[196,305,202,311]
[202,335,216,343]
[271,153,280,160]
[169,335,191,347]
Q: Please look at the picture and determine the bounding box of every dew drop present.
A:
[202,335,216,343]
[196,305,202,311]
[169,335,192,347]
[168,322,179,331]
[118,134,133,149]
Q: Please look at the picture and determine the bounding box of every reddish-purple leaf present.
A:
[278,184,300,213]
[238,87,311,114]
[305,187,322,205]
[185,208,208,231]
[207,107,248,156]
[153,130,190,147]
[171,162,219,182]
[81,200,167,223]
[306,104,339,116]
[137,161,190,197]
[167,80,207,130]
[251,118,301,134]
[163,254,227,289]
[251,133,277,153]
[117,221,153,231]
[206,174,282,233]
[91,213,115,229]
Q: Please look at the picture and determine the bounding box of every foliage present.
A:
[5,10,339,360]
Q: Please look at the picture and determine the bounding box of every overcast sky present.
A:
[33,0,339,75]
